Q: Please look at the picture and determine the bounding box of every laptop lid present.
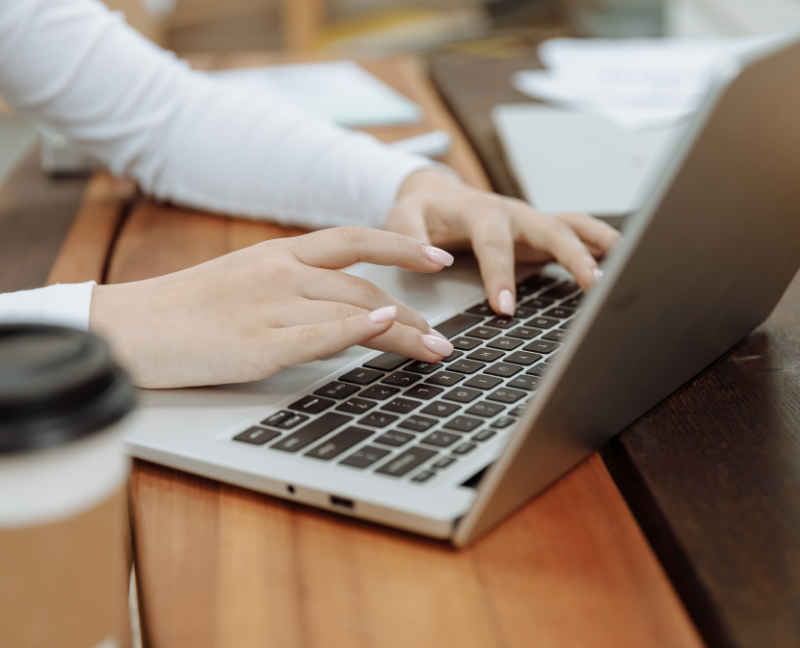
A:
[454,32,800,546]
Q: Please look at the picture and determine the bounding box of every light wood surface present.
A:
[46,54,704,648]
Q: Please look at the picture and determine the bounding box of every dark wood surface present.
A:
[0,148,88,292]
[429,50,800,648]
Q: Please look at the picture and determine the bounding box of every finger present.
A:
[287,226,453,272]
[511,205,601,291]
[276,300,452,362]
[272,306,397,368]
[553,212,621,257]
[467,213,518,316]
[300,269,430,333]
[384,203,432,244]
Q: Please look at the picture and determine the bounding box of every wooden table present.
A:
[7,54,704,648]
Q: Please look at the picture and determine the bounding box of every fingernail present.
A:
[422,333,454,356]
[593,268,603,281]
[424,246,455,267]
[498,289,515,316]
[368,305,397,323]
[428,327,448,342]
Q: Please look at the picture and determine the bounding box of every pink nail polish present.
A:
[422,334,454,357]
[593,268,603,281]
[368,305,397,323]
[424,246,455,267]
[428,327,448,342]
[498,289,515,316]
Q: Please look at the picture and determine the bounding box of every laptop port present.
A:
[330,495,354,509]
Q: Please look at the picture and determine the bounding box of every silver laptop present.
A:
[122,33,800,547]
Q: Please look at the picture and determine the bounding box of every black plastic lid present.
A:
[0,324,135,455]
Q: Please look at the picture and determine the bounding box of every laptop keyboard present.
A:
[231,273,582,484]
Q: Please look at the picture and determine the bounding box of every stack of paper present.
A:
[513,35,783,130]
[209,60,422,128]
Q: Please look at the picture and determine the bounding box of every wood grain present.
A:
[105,55,704,648]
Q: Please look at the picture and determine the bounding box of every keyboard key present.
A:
[504,351,543,366]
[336,398,377,415]
[486,316,519,329]
[491,416,516,429]
[405,361,443,375]
[363,353,408,372]
[452,337,482,351]
[440,350,464,363]
[382,371,421,387]
[486,337,523,351]
[359,412,399,428]
[543,351,560,363]
[398,415,438,432]
[339,368,383,385]
[559,321,572,330]
[405,384,444,400]
[381,398,422,414]
[453,443,478,455]
[234,426,280,445]
[563,297,582,309]
[376,447,438,477]
[425,371,464,387]
[487,388,527,404]
[506,326,542,340]
[542,329,568,342]
[463,375,503,390]
[485,362,523,378]
[449,359,486,374]
[517,274,556,295]
[375,430,416,447]
[443,387,482,403]
[261,411,292,428]
[432,456,456,469]
[526,364,548,377]
[434,313,484,339]
[340,445,391,469]
[314,381,359,400]
[443,416,483,433]
[411,470,437,483]
[527,316,560,330]
[473,429,497,442]
[289,395,334,415]
[542,307,576,320]
[466,303,493,316]
[421,431,461,447]
[277,413,309,429]
[467,348,505,362]
[541,281,579,299]
[420,401,461,417]
[524,340,560,354]
[305,426,373,460]
[271,413,352,453]
[513,306,537,319]
[466,326,501,340]
[466,401,505,418]
[507,374,540,391]
[510,405,526,416]
[360,385,400,400]
[521,296,555,310]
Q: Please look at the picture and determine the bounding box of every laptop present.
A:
[122,33,800,547]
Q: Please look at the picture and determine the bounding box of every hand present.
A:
[89,227,456,388]
[386,169,621,315]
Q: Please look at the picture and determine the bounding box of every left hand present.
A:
[385,169,621,315]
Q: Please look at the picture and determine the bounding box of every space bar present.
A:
[433,313,483,339]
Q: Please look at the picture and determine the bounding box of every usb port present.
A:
[330,496,354,509]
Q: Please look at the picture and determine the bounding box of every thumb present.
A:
[273,306,397,368]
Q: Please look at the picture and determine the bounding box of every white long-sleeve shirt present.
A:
[0,0,432,330]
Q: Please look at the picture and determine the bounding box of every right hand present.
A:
[89,227,455,389]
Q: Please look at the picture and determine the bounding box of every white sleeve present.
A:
[0,0,434,230]
[0,283,95,331]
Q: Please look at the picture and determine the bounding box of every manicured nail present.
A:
[428,327,448,342]
[592,268,603,281]
[368,305,397,323]
[424,246,455,267]
[498,289,515,316]
[422,334,454,357]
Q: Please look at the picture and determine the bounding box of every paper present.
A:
[209,60,423,128]
[513,35,783,130]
